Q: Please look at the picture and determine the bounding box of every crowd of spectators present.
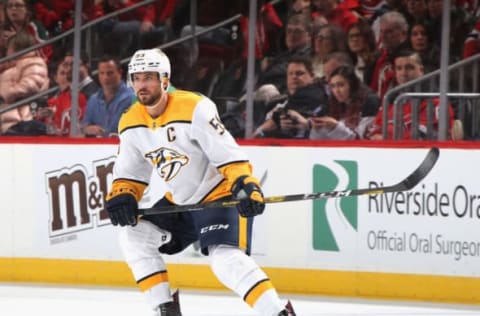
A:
[0,0,477,140]
[215,0,478,141]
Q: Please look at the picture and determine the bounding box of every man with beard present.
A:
[81,55,134,137]
[104,48,296,316]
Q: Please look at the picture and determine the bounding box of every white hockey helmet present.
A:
[128,48,171,91]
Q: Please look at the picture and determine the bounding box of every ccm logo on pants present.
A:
[200,224,230,234]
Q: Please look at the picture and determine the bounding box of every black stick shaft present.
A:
[139,147,439,216]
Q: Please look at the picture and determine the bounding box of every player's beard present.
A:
[137,89,162,106]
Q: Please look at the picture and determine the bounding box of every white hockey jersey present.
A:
[108,90,253,205]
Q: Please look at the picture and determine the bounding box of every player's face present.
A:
[131,72,163,106]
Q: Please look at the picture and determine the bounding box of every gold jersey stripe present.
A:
[244,278,274,307]
[119,90,203,133]
[137,271,169,292]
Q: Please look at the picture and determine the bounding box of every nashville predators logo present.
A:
[145,147,189,181]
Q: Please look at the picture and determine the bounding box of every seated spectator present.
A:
[289,65,380,140]
[0,1,6,64]
[311,24,347,79]
[426,0,475,62]
[253,55,328,138]
[346,19,379,85]
[366,50,455,140]
[288,0,312,17]
[32,1,75,35]
[368,0,408,45]
[220,83,281,138]
[320,51,354,98]
[36,61,87,136]
[32,1,100,56]
[3,0,52,60]
[404,0,428,24]
[0,1,4,24]
[356,0,389,21]
[408,19,440,73]
[237,0,283,60]
[370,11,409,101]
[188,0,283,103]
[256,13,312,94]
[82,55,134,137]
[311,0,359,32]
[60,50,100,99]
[139,0,179,49]
[96,0,158,59]
[0,32,49,135]
[176,0,242,68]
[463,18,480,58]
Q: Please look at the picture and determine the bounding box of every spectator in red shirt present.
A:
[367,50,455,140]
[32,1,74,35]
[369,11,409,101]
[37,61,87,136]
[32,0,100,35]
[463,19,480,58]
[238,0,283,60]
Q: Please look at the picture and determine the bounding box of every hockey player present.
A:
[105,48,296,316]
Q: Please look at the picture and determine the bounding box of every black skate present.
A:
[155,290,182,316]
[278,300,296,316]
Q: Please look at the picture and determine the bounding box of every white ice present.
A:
[1,282,480,316]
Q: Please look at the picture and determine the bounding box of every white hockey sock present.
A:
[119,220,173,309]
[209,244,284,315]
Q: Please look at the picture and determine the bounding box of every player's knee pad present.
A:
[209,244,266,294]
[119,219,172,263]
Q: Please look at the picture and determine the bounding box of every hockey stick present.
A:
[139,147,439,216]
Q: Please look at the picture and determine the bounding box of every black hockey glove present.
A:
[105,194,138,226]
[231,175,265,217]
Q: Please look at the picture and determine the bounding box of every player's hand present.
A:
[231,175,265,217]
[105,194,138,226]
[83,125,105,137]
